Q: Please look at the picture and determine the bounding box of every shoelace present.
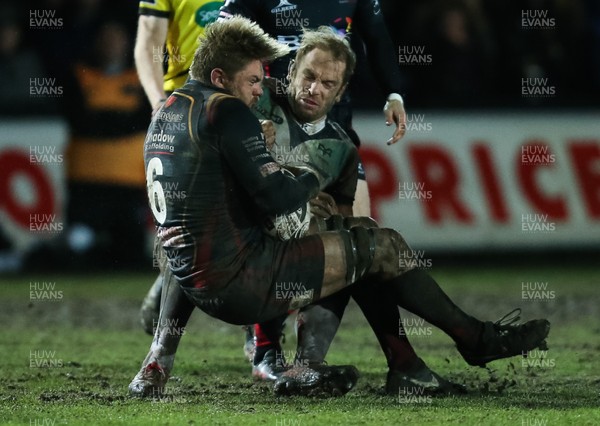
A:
[493,308,522,339]
[495,308,521,327]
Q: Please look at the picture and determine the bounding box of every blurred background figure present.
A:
[417,0,495,108]
[0,5,56,115]
[59,21,150,269]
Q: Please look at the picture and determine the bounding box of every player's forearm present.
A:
[215,99,321,215]
[135,42,166,107]
[339,204,353,217]
[134,17,168,108]
[364,37,403,96]
[356,0,404,96]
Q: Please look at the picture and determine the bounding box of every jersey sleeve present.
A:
[218,0,259,20]
[354,0,404,96]
[139,0,171,18]
[210,96,320,215]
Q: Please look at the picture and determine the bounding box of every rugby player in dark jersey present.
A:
[129,18,550,398]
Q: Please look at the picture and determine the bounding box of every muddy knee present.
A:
[345,227,413,282]
[321,225,413,292]
[370,228,414,279]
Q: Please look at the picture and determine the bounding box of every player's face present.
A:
[223,60,264,108]
[288,48,346,123]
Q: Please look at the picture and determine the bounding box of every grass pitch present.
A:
[0,263,599,425]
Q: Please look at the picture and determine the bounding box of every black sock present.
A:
[389,269,483,350]
[351,280,420,371]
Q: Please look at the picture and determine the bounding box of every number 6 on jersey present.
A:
[146,157,167,224]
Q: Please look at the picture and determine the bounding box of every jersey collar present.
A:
[295,116,327,136]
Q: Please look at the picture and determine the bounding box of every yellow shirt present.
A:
[139,0,223,92]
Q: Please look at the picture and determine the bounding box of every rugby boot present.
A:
[129,356,172,397]
[457,308,550,367]
[273,364,359,397]
[252,348,289,381]
[385,357,466,396]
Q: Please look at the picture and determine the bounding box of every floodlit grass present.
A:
[1,265,598,425]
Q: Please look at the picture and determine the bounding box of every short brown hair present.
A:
[293,27,356,85]
[190,16,289,83]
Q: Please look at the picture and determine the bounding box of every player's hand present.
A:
[260,119,276,150]
[310,192,339,218]
[383,97,406,145]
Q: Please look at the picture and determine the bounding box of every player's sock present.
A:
[295,288,351,365]
[253,314,286,365]
[150,270,194,370]
[389,269,483,351]
[351,280,420,371]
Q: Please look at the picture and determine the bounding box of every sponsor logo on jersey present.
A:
[317,143,333,157]
[165,96,177,108]
[254,103,284,124]
[196,1,222,28]
[156,110,184,122]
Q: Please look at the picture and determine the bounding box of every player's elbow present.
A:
[255,192,294,215]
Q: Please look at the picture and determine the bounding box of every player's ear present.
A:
[211,68,227,89]
[287,59,296,81]
[335,83,347,103]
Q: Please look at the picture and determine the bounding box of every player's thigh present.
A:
[242,233,349,323]
[193,233,350,325]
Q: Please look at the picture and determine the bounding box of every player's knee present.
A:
[338,225,412,284]
[368,228,414,280]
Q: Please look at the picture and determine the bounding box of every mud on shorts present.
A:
[180,234,328,325]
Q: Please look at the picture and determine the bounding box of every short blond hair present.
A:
[190,16,289,83]
[293,27,356,85]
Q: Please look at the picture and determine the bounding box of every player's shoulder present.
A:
[205,90,258,128]
[206,91,238,111]
[327,120,357,148]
